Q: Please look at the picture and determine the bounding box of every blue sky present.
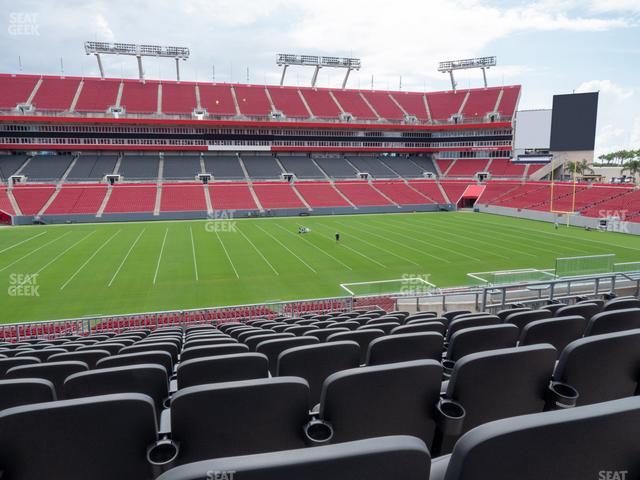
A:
[1,0,638,156]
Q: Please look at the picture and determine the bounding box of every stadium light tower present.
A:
[276,54,361,88]
[437,56,497,91]
[84,41,190,81]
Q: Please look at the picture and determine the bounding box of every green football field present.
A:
[0,211,638,323]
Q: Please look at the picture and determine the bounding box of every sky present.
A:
[1,0,638,157]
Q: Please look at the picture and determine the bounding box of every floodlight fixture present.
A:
[276,53,361,88]
[437,56,497,90]
[84,41,190,81]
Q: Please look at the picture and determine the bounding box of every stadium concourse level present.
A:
[0,296,640,479]
[0,73,520,123]
[0,152,638,223]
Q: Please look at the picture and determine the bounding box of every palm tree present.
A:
[621,159,640,182]
[568,159,594,176]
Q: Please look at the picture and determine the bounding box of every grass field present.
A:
[0,211,638,323]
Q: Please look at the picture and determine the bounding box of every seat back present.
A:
[319,360,442,448]
[155,435,431,480]
[554,329,640,406]
[585,308,640,336]
[442,397,640,480]
[0,357,41,377]
[445,345,557,438]
[446,316,501,342]
[326,329,385,364]
[121,342,179,363]
[171,377,309,464]
[256,337,319,374]
[391,322,446,336]
[555,303,600,320]
[47,349,110,369]
[245,333,294,351]
[64,364,169,414]
[366,333,443,366]
[519,316,587,353]
[5,361,88,398]
[446,324,519,362]
[177,353,269,389]
[180,344,249,362]
[304,327,350,342]
[603,297,640,311]
[504,309,552,330]
[0,378,56,410]
[277,341,360,407]
[0,394,158,480]
[96,350,173,375]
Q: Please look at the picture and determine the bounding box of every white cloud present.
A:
[576,79,634,100]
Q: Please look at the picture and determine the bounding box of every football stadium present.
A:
[0,1,639,479]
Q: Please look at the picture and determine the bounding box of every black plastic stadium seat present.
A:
[316,360,443,448]
[495,307,531,321]
[256,337,319,374]
[442,310,472,321]
[430,396,640,480]
[177,353,269,389]
[64,364,169,415]
[47,349,111,369]
[438,344,557,455]
[445,324,519,365]
[445,315,501,343]
[78,342,124,355]
[391,322,446,336]
[357,322,399,334]
[366,332,444,366]
[553,329,640,406]
[603,297,640,311]
[326,329,385,365]
[555,303,601,320]
[504,309,552,330]
[303,327,350,342]
[584,308,640,336]
[171,377,309,464]
[277,341,360,408]
[123,342,180,363]
[156,435,431,480]
[180,343,249,362]
[0,378,56,410]
[518,316,587,353]
[245,333,294,351]
[0,393,159,480]
[0,356,41,377]
[5,361,88,398]
[284,325,319,336]
[183,338,236,349]
[237,329,274,343]
[15,348,67,362]
[96,350,174,375]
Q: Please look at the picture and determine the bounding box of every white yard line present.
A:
[60,230,121,290]
[0,232,71,273]
[237,226,279,275]
[312,224,387,268]
[255,224,317,273]
[274,224,352,271]
[108,229,145,287]
[189,226,199,281]
[153,228,169,285]
[215,231,240,278]
[16,230,96,286]
[367,219,481,262]
[0,231,47,254]
[334,221,422,266]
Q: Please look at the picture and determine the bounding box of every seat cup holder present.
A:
[303,419,334,446]
[546,381,579,410]
[435,399,466,436]
[442,359,455,377]
[147,438,179,476]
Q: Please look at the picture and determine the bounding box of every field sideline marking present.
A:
[189,226,199,281]
[367,219,481,262]
[334,221,422,266]
[255,224,317,273]
[108,229,145,287]
[274,224,353,271]
[311,223,387,268]
[236,226,279,275]
[0,231,47,254]
[215,230,240,278]
[0,232,71,273]
[60,230,121,290]
[153,228,169,285]
[16,230,96,286]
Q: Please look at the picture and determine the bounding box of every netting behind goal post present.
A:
[555,254,616,278]
[468,268,555,286]
[340,277,435,297]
